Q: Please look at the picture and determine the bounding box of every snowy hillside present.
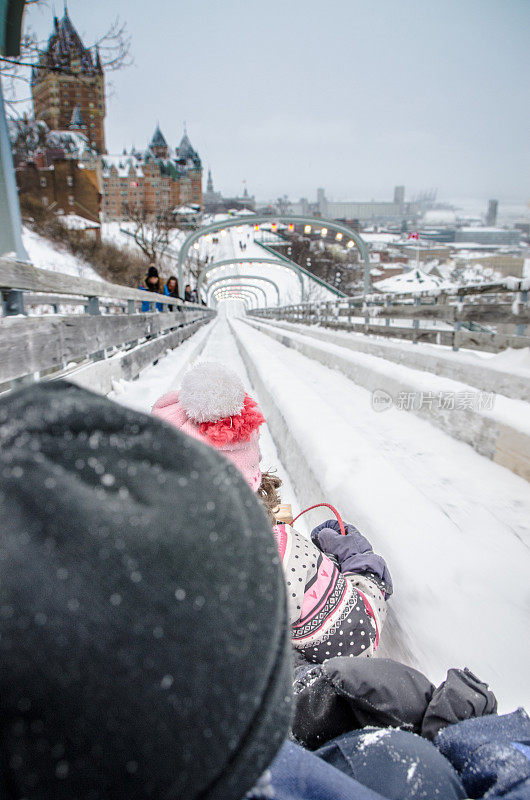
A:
[22,226,103,281]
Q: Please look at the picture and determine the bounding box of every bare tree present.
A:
[1,0,131,103]
[122,205,176,265]
[183,250,207,299]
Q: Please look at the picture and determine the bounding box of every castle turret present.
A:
[148,124,169,159]
[31,7,106,152]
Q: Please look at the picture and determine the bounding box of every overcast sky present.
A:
[18,0,530,204]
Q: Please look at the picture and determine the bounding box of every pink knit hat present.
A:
[151,362,265,491]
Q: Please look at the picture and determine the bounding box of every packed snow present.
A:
[197,223,339,306]
[109,308,530,714]
[18,216,530,715]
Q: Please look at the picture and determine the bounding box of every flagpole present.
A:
[408,231,420,271]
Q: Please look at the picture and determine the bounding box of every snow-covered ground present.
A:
[18,218,530,712]
[373,268,449,293]
[22,226,102,281]
[198,223,339,307]
[109,309,530,714]
[257,319,530,398]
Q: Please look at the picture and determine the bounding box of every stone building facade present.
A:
[31,8,106,153]
[101,126,202,221]
[16,156,101,224]
[11,117,101,223]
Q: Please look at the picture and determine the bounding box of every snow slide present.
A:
[109,314,529,712]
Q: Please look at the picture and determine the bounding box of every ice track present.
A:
[112,313,530,712]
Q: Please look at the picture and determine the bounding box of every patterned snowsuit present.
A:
[273,523,388,663]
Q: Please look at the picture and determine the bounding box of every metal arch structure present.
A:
[206,274,280,305]
[214,286,260,307]
[196,258,304,297]
[177,214,371,300]
[212,287,258,309]
[255,240,346,299]
[213,292,252,310]
[212,284,266,307]
[211,282,267,307]
[212,284,259,304]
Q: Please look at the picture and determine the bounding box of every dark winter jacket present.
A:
[262,658,519,800]
[0,381,292,800]
[256,733,466,800]
[291,656,498,749]
[436,707,530,800]
[257,709,530,800]
[139,279,164,311]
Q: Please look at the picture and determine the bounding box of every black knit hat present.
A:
[146,265,159,279]
[0,382,292,800]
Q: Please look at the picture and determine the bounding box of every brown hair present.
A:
[257,470,283,525]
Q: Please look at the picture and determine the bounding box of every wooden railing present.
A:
[249,279,530,353]
[0,258,215,390]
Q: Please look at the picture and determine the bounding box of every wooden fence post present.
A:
[412,296,421,344]
[86,296,101,316]
[516,290,528,337]
[2,289,25,316]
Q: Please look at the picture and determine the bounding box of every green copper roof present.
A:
[149,124,168,149]
[1,0,25,56]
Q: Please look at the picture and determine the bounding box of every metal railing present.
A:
[0,257,215,389]
[249,279,530,353]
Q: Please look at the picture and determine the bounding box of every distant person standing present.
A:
[184,284,193,302]
[164,276,180,311]
[140,265,163,312]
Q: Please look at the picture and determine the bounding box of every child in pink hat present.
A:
[152,362,264,491]
[152,362,392,664]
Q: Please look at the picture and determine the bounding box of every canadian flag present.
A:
[408,232,419,240]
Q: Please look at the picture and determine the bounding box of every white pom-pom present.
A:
[180,362,245,422]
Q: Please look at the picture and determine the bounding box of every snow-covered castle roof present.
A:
[149,125,168,150]
[34,7,99,79]
[176,131,202,170]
